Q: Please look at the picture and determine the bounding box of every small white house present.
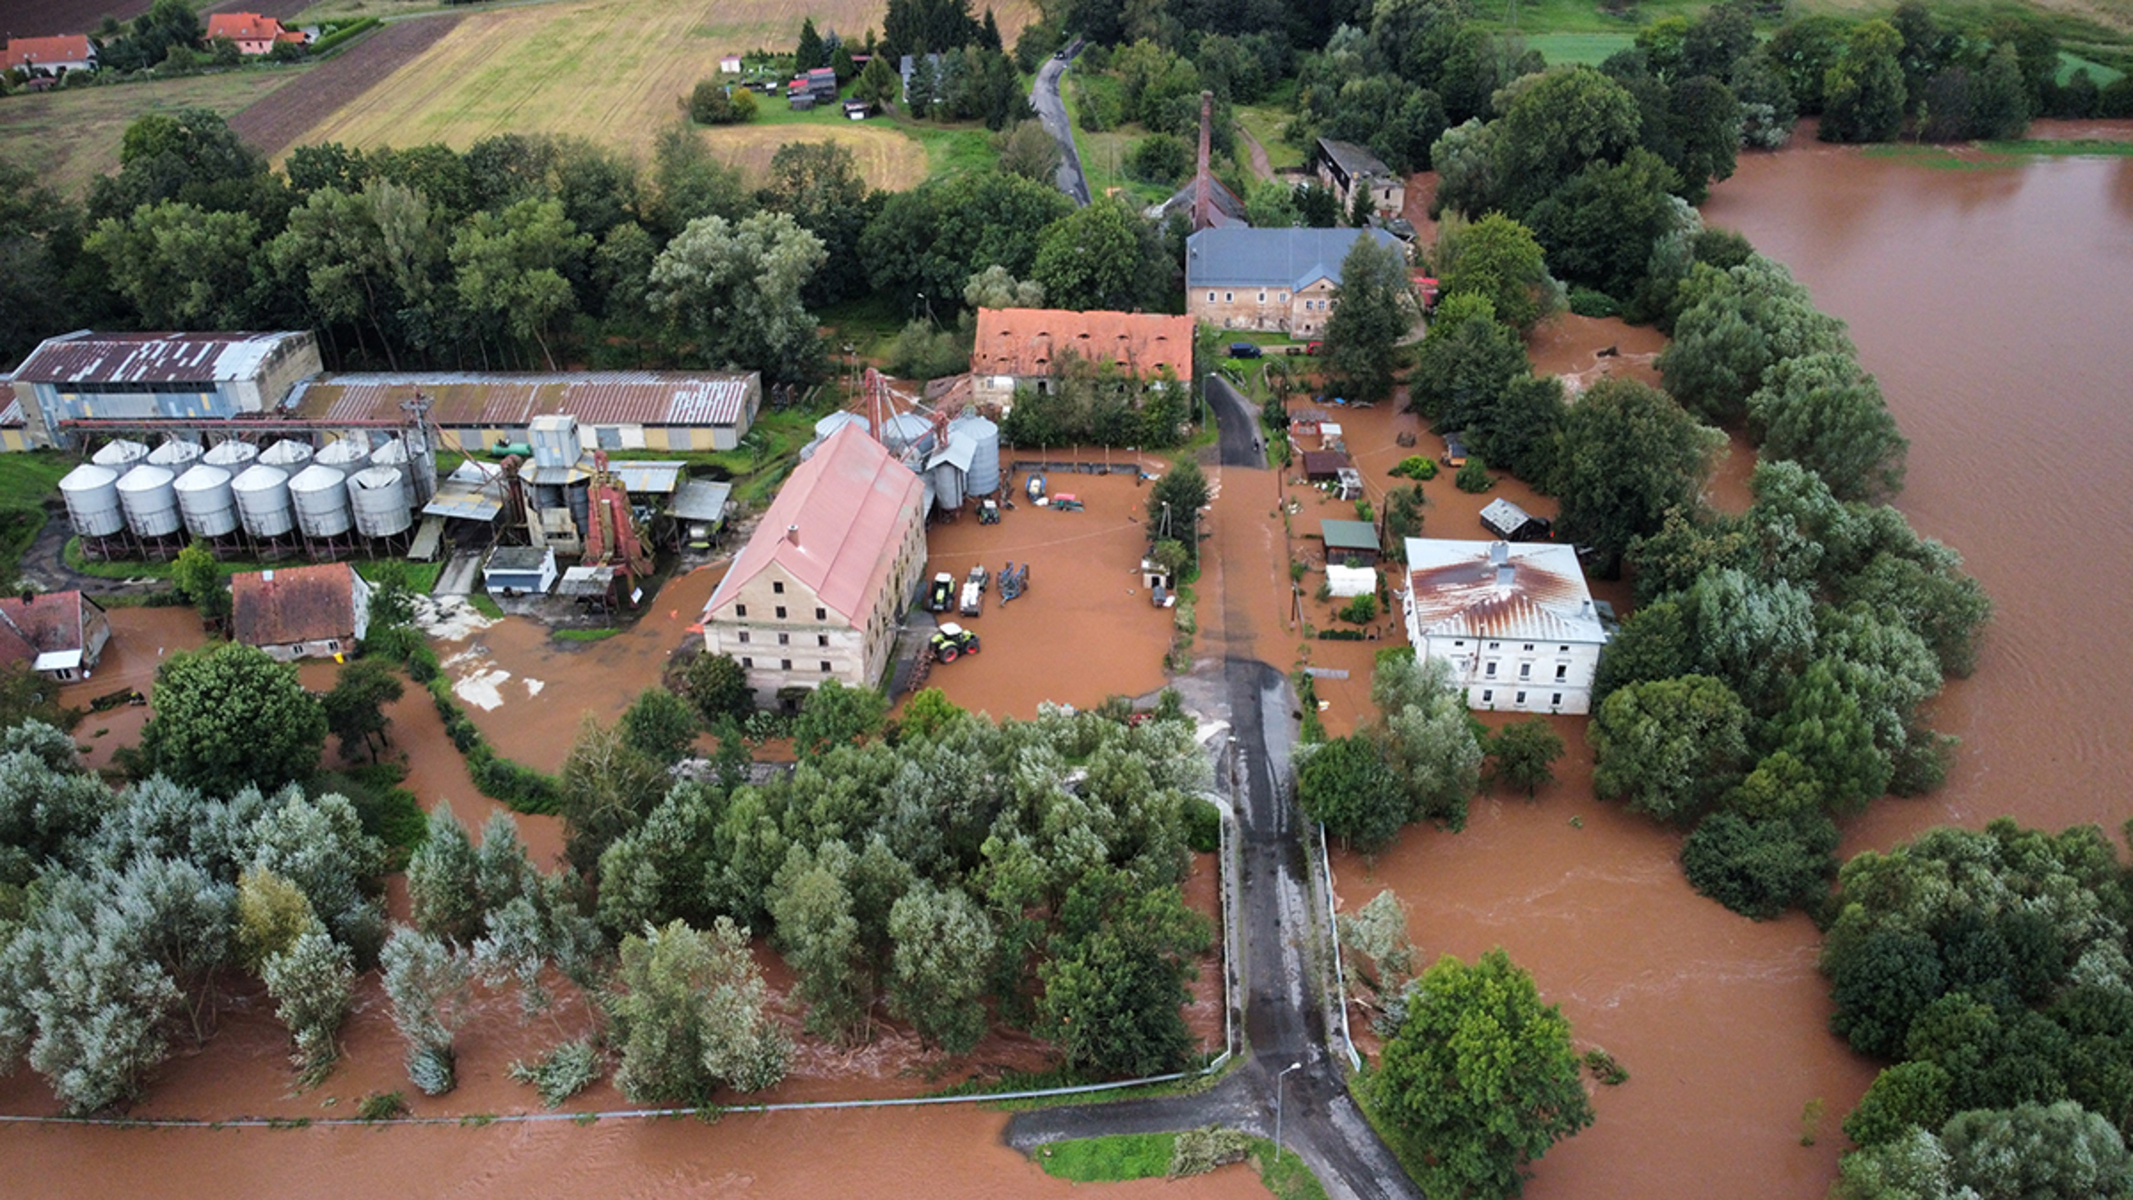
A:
[719,54,743,73]
[1402,538,1609,715]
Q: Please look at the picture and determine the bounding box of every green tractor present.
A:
[930,622,981,663]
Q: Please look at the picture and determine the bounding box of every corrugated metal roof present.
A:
[1185,227,1404,292]
[291,372,756,427]
[558,565,615,595]
[0,398,23,428]
[606,461,684,495]
[1317,137,1392,180]
[422,463,505,521]
[669,478,731,522]
[13,331,312,385]
[971,309,1194,379]
[704,424,922,625]
[1405,539,1605,644]
[1320,519,1377,551]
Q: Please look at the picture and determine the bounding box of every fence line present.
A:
[1317,821,1362,1072]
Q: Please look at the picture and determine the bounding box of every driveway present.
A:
[1029,39,1091,207]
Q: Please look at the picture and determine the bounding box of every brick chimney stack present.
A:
[1193,90,1213,231]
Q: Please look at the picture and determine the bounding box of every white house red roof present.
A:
[2,36,94,72]
[972,308,1194,379]
[704,423,921,625]
[206,12,287,40]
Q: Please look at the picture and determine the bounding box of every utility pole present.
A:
[1275,1061,1303,1163]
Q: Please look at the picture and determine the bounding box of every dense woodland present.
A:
[0,561,1223,1110]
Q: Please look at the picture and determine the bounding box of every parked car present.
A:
[1306,340,1323,355]
[1228,342,1263,359]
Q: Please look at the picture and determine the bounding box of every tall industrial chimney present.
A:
[1193,90,1213,231]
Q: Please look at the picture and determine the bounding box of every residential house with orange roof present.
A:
[0,591,110,682]
[1402,538,1610,715]
[969,307,1194,408]
[699,423,927,707]
[204,12,308,55]
[1,35,96,77]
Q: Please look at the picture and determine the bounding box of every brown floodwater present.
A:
[1337,124,2133,1200]
[1705,123,2133,847]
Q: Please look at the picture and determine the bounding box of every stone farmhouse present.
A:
[699,423,927,708]
[1185,227,1406,338]
[1402,538,1610,715]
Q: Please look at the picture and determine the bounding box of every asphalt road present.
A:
[1030,41,1091,207]
[1004,381,1419,1200]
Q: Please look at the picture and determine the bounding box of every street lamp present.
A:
[1275,1061,1303,1164]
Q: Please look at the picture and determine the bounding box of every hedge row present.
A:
[363,624,561,815]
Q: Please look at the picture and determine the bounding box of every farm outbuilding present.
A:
[0,591,111,682]
[290,371,762,455]
[1479,497,1551,542]
[484,546,558,597]
[1319,518,1379,566]
[1301,450,1352,481]
[9,330,322,448]
[230,564,370,662]
[970,308,1194,408]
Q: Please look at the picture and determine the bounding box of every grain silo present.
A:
[146,437,202,470]
[950,414,1001,497]
[92,439,148,471]
[348,466,412,539]
[260,439,315,471]
[289,464,354,539]
[232,464,295,539]
[203,439,260,469]
[174,464,239,539]
[59,463,125,538]
[315,435,370,478]
[117,465,182,539]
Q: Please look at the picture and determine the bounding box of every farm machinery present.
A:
[930,623,981,663]
[998,561,1029,604]
[926,573,956,613]
[958,565,989,616]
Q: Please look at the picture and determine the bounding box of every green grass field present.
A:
[0,70,304,194]
[0,452,73,587]
[1031,1132,1330,1200]
[1233,102,1305,173]
[1523,31,1636,65]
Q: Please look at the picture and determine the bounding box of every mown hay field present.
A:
[292,0,1038,184]
[0,70,305,194]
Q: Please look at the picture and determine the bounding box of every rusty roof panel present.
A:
[14,332,312,385]
[1404,539,1606,644]
[291,372,755,428]
[972,308,1194,379]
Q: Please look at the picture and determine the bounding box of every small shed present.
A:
[1320,518,1380,566]
[1334,466,1365,502]
[843,98,872,120]
[1290,407,1328,437]
[719,54,743,73]
[484,546,558,597]
[1441,434,1469,467]
[1302,450,1352,481]
[1479,497,1551,542]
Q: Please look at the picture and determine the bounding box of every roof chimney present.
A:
[786,524,800,546]
[1193,90,1213,232]
[1488,540,1509,565]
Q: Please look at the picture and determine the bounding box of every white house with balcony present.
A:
[1401,538,1609,715]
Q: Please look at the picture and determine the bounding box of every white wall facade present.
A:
[1408,624,1605,715]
